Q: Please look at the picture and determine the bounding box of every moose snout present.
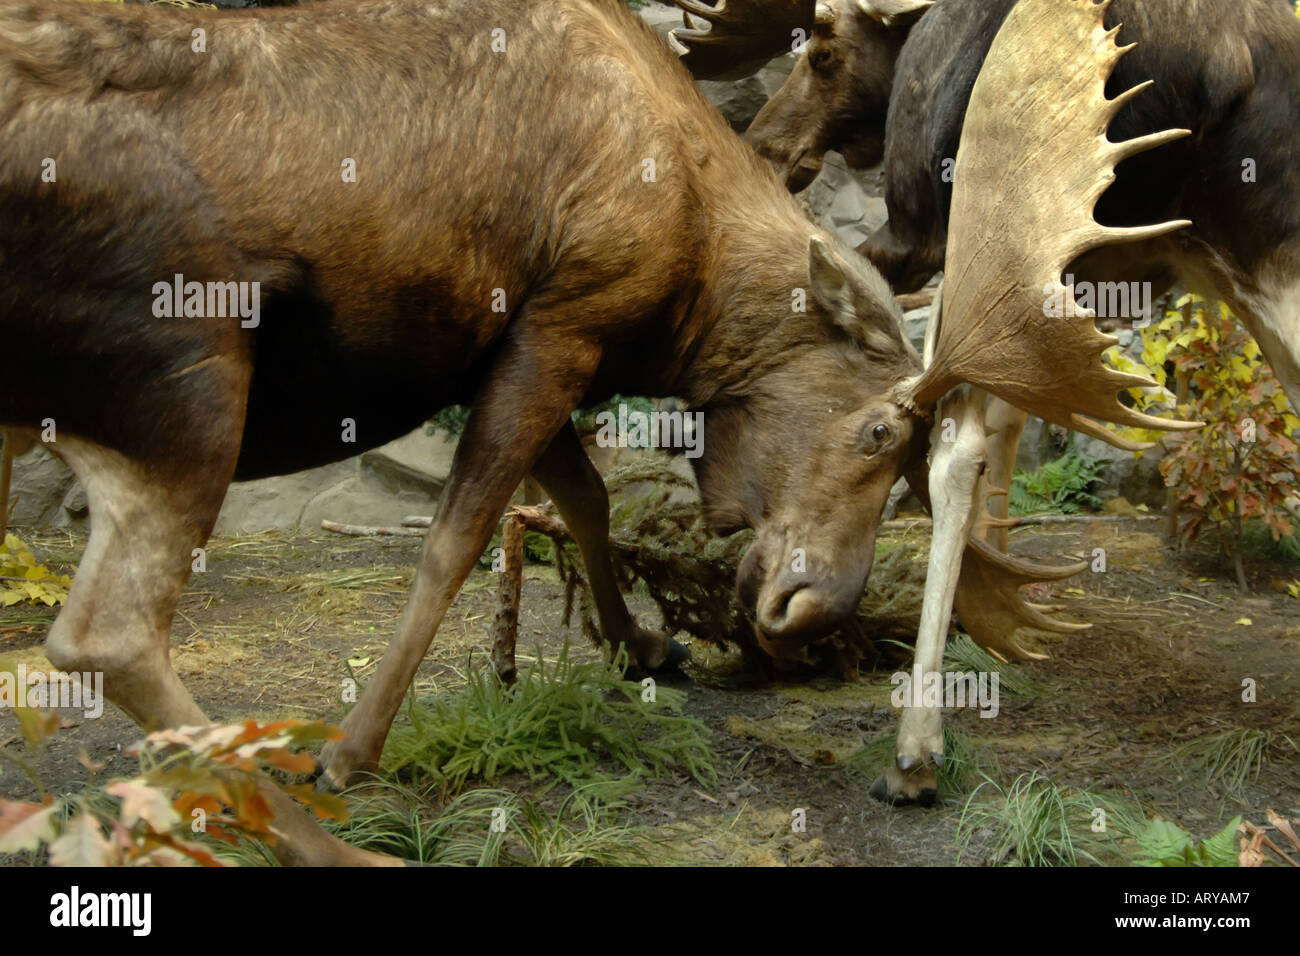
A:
[738,541,868,654]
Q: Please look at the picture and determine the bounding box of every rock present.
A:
[360,427,457,499]
[59,482,89,524]
[901,307,930,354]
[6,445,75,528]
[216,425,456,533]
[215,460,357,534]
[698,76,771,131]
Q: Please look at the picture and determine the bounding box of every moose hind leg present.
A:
[41,436,227,730]
[530,422,686,671]
[44,436,399,866]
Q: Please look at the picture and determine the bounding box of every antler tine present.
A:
[668,0,815,80]
[908,0,1203,449]
[955,538,1092,663]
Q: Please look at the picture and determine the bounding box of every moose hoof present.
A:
[868,763,939,807]
[315,740,377,793]
[658,636,691,671]
[625,630,690,676]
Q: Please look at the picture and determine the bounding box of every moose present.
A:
[677,0,1300,409]
[1,0,1191,861]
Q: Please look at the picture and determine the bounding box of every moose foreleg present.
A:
[319,327,604,789]
[982,398,1026,553]
[530,422,687,671]
[874,386,986,805]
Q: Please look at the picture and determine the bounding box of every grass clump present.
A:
[1158,725,1285,800]
[329,780,665,866]
[942,634,1043,698]
[379,642,716,792]
[956,772,1146,866]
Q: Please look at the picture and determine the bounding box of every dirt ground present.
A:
[2,517,1297,866]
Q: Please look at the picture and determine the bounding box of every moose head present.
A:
[673,0,933,192]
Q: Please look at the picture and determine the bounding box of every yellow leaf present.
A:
[1234,618,1252,627]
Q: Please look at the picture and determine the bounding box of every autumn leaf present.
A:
[0,798,58,854]
[107,778,182,833]
[49,813,116,867]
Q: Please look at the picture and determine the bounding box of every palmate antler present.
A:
[668,0,815,80]
[884,0,1201,802]
[906,0,1200,447]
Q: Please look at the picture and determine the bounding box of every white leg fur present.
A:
[883,385,987,802]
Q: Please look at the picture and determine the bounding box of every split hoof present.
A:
[869,760,940,807]
[869,776,938,808]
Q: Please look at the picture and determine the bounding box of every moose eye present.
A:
[810,48,834,71]
[872,424,890,443]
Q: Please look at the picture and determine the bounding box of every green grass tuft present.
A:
[1158,726,1283,800]
[956,772,1146,866]
[379,642,716,792]
[328,779,665,866]
[942,634,1043,698]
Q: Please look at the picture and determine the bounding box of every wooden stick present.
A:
[364,510,1165,540]
[491,512,525,685]
[0,431,14,544]
[319,520,424,537]
[882,512,1165,531]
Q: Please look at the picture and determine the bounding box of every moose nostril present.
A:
[762,580,811,633]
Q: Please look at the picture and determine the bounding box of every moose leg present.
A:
[319,328,603,789]
[982,398,1027,553]
[41,431,397,865]
[42,437,219,729]
[873,386,987,805]
[530,422,686,671]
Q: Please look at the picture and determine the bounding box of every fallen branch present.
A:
[320,520,424,537]
[382,511,1170,537]
[490,513,525,685]
[881,512,1165,531]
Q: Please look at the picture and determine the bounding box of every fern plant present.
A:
[1134,817,1241,867]
[1009,452,1108,516]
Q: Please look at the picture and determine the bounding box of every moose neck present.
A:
[667,181,837,408]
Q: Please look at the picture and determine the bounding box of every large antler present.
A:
[668,0,815,80]
[904,0,1201,450]
[883,0,1201,803]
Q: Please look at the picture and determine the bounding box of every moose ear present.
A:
[857,0,935,28]
[808,235,856,319]
[807,236,912,359]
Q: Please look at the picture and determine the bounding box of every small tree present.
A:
[1110,296,1299,589]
